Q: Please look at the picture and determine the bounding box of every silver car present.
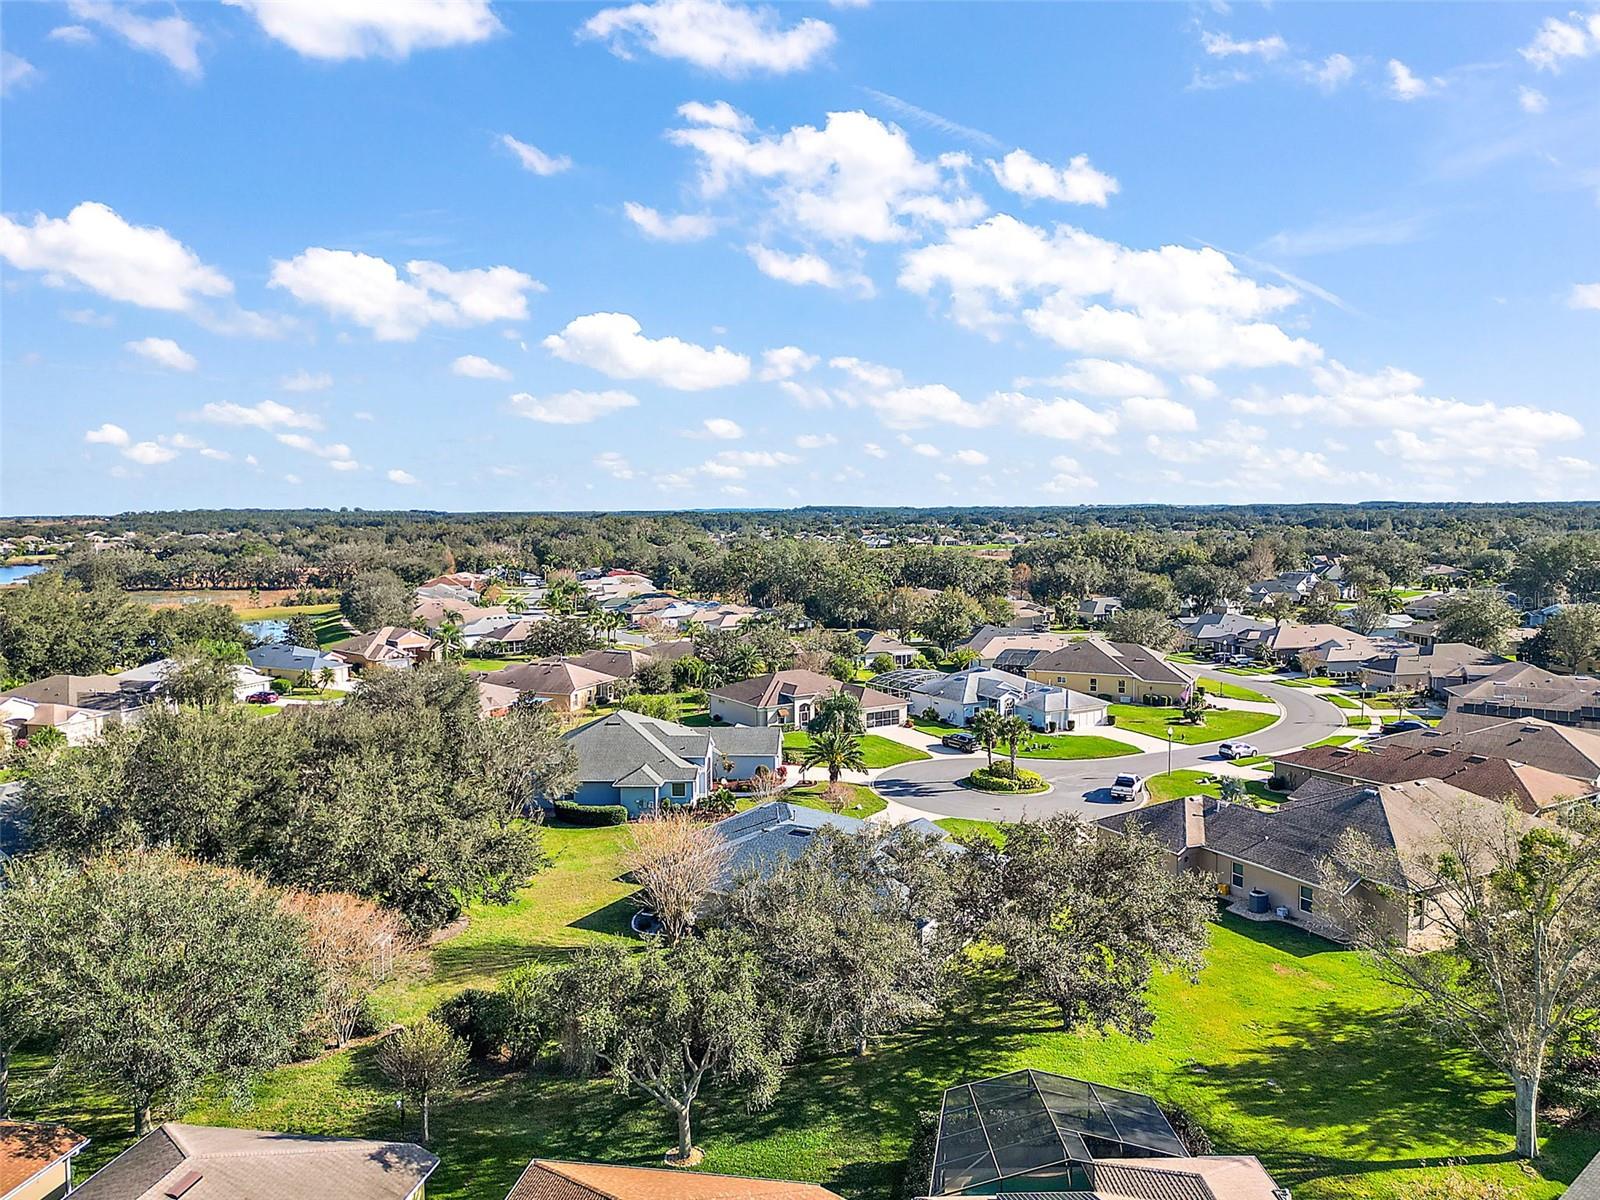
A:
[1109,773,1147,802]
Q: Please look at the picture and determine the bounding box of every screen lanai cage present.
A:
[928,1070,1188,1196]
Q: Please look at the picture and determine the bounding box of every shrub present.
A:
[966,764,1046,793]
[895,1110,941,1200]
[270,677,291,694]
[1159,1103,1213,1155]
[552,800,629,826]
[433,987,512,1060]
[702,788,738,816]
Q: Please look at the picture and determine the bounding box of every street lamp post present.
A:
[1166,724,1173,778]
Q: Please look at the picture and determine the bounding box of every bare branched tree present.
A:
[280,890,417,1047]
[1329,799,1600,1159]
[623,811,733,942]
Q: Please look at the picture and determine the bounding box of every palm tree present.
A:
[595,610,625,644]
[434,616,464,661]
[546,576,585,615]
[801,721,866,784]
[969,709,1002,768]
[997,713,1031,776]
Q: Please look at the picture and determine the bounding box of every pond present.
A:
[0,564,45,585]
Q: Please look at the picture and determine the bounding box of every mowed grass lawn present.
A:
[1199,676,1273,703]
[1145,769,1282,807]
[16,821,1595,1200]
[1109,704,1277,744]
[909,719,1137,761]
[783,781,886,818]
[782,731,930,769]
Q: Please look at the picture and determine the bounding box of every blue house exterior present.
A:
[561,710,782,818]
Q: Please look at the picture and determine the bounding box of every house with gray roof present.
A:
[69,1122,435,1200]
[960,626,1074,666]
[1177,612,1274,656]
[560,710,781,817]
[853,630,920,668]
[1023,639,1189,703]
[1443,661,1600,729]
[908,668,1105,732]
[706,800,949,888]
[245,643,351,687]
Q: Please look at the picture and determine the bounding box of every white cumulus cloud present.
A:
[501,133,572,176]
[196,400,322,430]
[989,149,1119,207]
[1201,31,1287,59]
[125,336,197,371]
[542,312,750,390]
[224,0,500,59]
[508,389,639,423]
[387,468,419,484]
[1521,11,1600,71]
[1568,283,1600,310]
[701,417,744,439]
[84,422,130,446]
[452,354,512,380]
[281,369,332,392]
[0,201,232,313]
[581,0,835,75]
[67,0,201,76]
[623,202,717,242]
[270,249,541,340]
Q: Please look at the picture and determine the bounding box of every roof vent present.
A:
[166,1172,204,1198]
[1427,748,1449,756]
[1467,754,1488,764]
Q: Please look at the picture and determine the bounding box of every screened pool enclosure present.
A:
[929,1070,1188,1195]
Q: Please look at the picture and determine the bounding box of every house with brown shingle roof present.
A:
[480,659,621,712]
[1272,741,1593,814]
[0,1121,88,1200]
[1023,639,1188,703]
[708,669,908,730]
[68,1123,435,1200]
[504,1160,842,1200]
[325,627,440,672]
[1376,714,1600,782]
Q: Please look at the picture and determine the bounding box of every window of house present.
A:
[1056,675,1067,685]
[1299,885,1314,914]
[670,782,688,799]
[1089,678,1097,692]
[1231,862,1244,888]
[1413,895,1428,927]
[1117,679,1127,694]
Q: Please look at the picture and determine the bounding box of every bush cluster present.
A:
[966,763,1047,793]
[552,800,630,826]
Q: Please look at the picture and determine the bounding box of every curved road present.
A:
[873,672,1347,823]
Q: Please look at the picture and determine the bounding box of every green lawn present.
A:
[783,781,886,819]
[910,717,967,737]
[782,731,931,769]
[1006,733,1139,760]
[1146,769,1282,807]
[237,601,341,622]
[1284,676,1341,689]
[932,817,1005,845]
[1306,734,1364,749]
[1323,693,1364,711]
[1199,677,1272,703]
[13,824,1592,1200]
[1218,664,1278,677]
[1109,704,1277,745]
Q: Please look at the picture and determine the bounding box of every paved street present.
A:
[871,672,1346,824]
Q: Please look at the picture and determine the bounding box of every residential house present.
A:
[0,1121,88,1200]
[1378,714,1600,784]
[412,597,509,630]
[1098,779,1535,947]
[1272,742,1592,814]
[1076,595,1123,624]
[908,668,1106,732]
[1245,570,1321,604]
[504,1160,841,1200]
[1402,592,1453,620]
[1259,622,1380,668]
[1421,563,1469,584]
[708,669,908,730]
[706,799,946,886]
[246,643,353,688]
[68,1123,436,1200]
[960,626,1074,666]
[1443,662,1600,729]
[1400,619,1441,649]
[326,627,440,671]
[1008,598,1052,631]
[480,659,620,712]
[1295,632,1404,680]
[419,571,490,592]
[853,630,920,668]
[1526,603,1568,628]
[1358,642,1507,695]
[462,616,545,654]
[559,709,781,816]
[565,642,692,680]
[0,673,153,745]
[476,680,522,718]
[1023,639,1189,704]
[111,659,274,702]
[1176,612,1274,657]
[923,1070,1285,1200]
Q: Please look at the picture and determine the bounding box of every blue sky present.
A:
[2,0,1597,514]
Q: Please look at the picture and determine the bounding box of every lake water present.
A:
[0,564,45,585]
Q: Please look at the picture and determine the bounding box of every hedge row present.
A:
[551,800,629,826]
[966,764,1047,793]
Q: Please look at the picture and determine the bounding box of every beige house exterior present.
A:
[1023,639,1188,704]
[0,1122,88,1200]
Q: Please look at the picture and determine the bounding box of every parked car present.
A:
[1228,655,1256,667]
[1109,773,1148,802]
[941,731,980,753]
[1380,718,1429,735]
[1217,741,1258,760]
[246,691,278,704]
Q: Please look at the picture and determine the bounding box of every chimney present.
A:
[1184,795,1207,849]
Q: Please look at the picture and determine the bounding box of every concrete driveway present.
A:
[871,671,1346,824]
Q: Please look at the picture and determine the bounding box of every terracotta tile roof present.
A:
[0,1121,88,1196]
[505,1160,843,1200]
